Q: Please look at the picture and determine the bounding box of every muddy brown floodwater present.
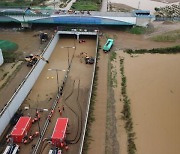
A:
[122,53,180,154]
[16,36,96,154]
[0,29,53,110]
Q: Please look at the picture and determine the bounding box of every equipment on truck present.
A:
[10,116,32,143]
[79,52,94,64]
[25,54,38,67]
[25,54,49,67]
[51,118,68,148]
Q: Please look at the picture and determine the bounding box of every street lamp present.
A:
[61,46,75,67]
[48,68,66,93]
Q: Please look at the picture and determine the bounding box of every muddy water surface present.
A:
[19,37,96,154]
[109,0,179,13]
[123,53,180,154]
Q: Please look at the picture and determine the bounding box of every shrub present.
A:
[125,45,180,54]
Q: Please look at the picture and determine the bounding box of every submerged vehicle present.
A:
[39,32,48,44]
[103,39,114,52]
[85,57,94,64]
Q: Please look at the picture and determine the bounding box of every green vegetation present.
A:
[1,72,8,80]
[109,51,117,88]
[106,51,118,153]
[0,40,19,63]
[0,0,46,7]
[151,30,180,42]
[0,63,22,90]
[71,0,101,11]
[110,51,116,61]
[111,68,117,88]
[120,58,136,154]
[125,45,180,54]
[0,40,18,52]
[3,51,18,63]
[127,26,147,35]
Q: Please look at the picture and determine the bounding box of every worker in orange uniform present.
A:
[48,114,52,122]
[59,109,62,116]
[34,131,39,137]
[65,145,69,150]
[23,139,28,144]
[29,135,33,141]
[51,109,54,115]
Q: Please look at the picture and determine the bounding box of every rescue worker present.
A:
[34,131,39,137]
[48,114,52,122]
[23,139,28,144]
[51,109,54,115]
[65,145,69,150]
[58,108,62,116]
[29,135,33,141]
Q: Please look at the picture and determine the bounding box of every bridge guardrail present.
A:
[57,26,99,32]
[155,16,180,21]
[0,12,50,17]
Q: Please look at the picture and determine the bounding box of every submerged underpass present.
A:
[0,31,98,154]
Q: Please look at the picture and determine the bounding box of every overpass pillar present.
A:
[21,23,32,29]
[77,34,80,40]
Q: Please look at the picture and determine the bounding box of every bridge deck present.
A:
[0,8,152,26]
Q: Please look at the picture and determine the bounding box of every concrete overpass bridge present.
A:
[0,8,153,28]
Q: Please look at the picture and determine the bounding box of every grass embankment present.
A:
[0,62,23,90]
[125,45,180,54]
[0,40,19,63]
[151,30,180,42]
[120,58,136,154]
[71,0,101,11]
[127,26,147,35]
[127,26,154,35]
[109,51,117,88]
[106,51,119,153]
[0,0,46,7]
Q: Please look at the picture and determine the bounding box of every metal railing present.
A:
[57,26,99,32]
[155,16,180,21]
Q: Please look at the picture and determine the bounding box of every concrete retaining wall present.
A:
[136,16,153,27]
[0,33,59,136]
[0,49,4,66]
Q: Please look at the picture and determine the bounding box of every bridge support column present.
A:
[76,34,80,40]
[21,23,32,29]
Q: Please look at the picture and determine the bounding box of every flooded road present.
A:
[19,36,97,154]
[124,53,180,154]
[109,0,179,13]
